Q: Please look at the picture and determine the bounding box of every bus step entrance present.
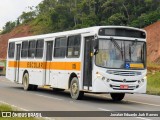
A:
[43,85,51,89]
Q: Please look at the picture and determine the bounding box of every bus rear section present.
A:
[6,26,147,101]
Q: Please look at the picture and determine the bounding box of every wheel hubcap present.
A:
[24,76,27,87]
[72,82,78,95]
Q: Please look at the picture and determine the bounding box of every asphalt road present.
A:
[0,76,160,120]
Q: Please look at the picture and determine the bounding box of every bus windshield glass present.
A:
[95,39,146,69]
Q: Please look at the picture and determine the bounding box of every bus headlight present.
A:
[143,76,147,80]
[141,76,147,82]
[96,72,103,78]
[102,77,105,81]
[96,72,106,81]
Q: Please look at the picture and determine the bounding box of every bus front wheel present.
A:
[110,93,125,101]
[70,77,84,100]
[23,73,32,91]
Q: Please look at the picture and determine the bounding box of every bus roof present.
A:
[8,26,146,42]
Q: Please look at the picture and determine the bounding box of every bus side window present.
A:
[28,40,36,58]
[67,35,81,58]
[8,42,15,58]
[21,41,28,58]
[54,37,67,58]
[35,39,44,58]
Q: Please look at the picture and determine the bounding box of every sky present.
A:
[0,0,43,30]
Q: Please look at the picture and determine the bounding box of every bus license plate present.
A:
[120,85,128,89]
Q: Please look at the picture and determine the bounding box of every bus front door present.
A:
[15,44,21,83]
[83,36,94,90]
[45,41,53,85]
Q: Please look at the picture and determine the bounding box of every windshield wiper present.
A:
[110,37,123,59]
[131,39,138,54]
[129,39,138,62]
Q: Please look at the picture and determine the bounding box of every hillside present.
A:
[0,25,32,59]
[144,21,160,63]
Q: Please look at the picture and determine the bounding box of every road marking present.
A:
[19,90,63,101]
[136,117,152,120]
[0,100,28,111]
[69,101,74,103]
[35,94,63,101]
[125,100,160,107]
[98,108,111,111]
[99,94,160,107]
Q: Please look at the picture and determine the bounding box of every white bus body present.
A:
[6,26,147,101]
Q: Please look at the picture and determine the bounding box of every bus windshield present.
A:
[95,39,146,69]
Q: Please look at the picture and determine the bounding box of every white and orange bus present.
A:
[6,26,147,101]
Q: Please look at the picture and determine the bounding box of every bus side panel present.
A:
[56,70,69,89]
[28,68,44,85]
[6,60,16,82]
[6,67,15,82]
[49,70,58,87]
[17,59,45,86]
[18,68,23,84]
[55,70,81,89]
[17,68,44,85]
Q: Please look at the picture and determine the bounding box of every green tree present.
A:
[20,11,36,23]
[2,0,160,34]
[2,21,16,34]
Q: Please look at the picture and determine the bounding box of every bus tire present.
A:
[110,93,125,101]
[70,77,84,100]
[23,73,32,91]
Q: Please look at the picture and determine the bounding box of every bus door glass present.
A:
[45,41,53,85]
[15,44,21,82]
[83,36,94,89]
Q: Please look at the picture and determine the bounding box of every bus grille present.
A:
[110,84,139,90]
[110,79,137,83]
[106,70,141,76]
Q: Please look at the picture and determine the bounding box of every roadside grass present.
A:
[147,72,160,95]
[0,104,42,120]
[147,61,160,68]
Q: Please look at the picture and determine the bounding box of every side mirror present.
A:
[94,39,99,50]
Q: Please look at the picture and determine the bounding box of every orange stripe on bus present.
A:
[8,61,17,67]
[8,61,81,71]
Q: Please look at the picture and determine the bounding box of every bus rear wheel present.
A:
[23,73,32,91]
[70,77,84,100]
[110,93,125,101]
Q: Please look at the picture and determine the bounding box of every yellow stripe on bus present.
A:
[8,61,81,71]
[130,63,144,68]
[8,61,17,67]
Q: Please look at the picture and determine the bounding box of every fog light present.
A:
[102,77,105,80]
[141,79,144,82]
[107,79,110,82]
[138,80,141,84]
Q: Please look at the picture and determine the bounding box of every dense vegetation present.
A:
[1,0,160,34]
[147,72,160,95]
